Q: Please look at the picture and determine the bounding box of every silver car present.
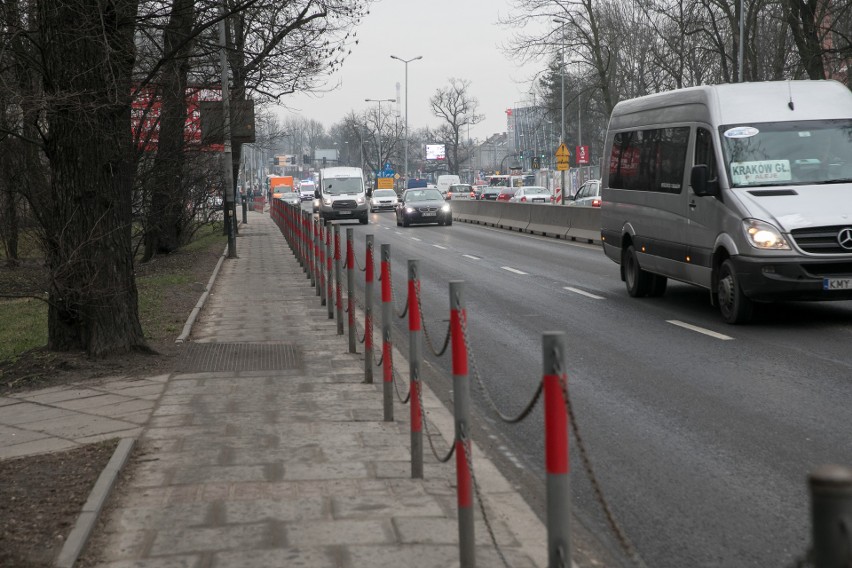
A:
[568,179,601,208]
[509,186,552,204]
[369,189,399,212]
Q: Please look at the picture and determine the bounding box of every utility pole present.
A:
[219,1,236,257]
[390,55,423,188]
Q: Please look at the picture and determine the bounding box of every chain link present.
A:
[460,426,512,568]
[553,357,647,568]
[416,374,455,463]
[415,285,451,357]
[389,273,409,319]
[391,366,411,404]
[462,315,543,424]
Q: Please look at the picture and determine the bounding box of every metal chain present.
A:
[417,375,455,463]
[460,425,512,568]
[554,357,647,568]
[462,315,543,424]
[353,248,368,272]
[416,285,451,357]
[389,273,409,319]
[391,366,411,404]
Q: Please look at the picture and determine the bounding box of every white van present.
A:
[601,80,852,323]
[316,167,369,224]
[436,174,461,197]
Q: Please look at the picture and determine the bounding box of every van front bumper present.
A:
[731,255,852,302]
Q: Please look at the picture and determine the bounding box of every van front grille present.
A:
[791,225,852,254]
[332,200,357,209]
[802,263,852,277]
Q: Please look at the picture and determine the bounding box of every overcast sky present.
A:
[280,0,544,142]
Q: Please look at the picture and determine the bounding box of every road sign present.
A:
[531,156,541,170]
[576,145,589,165]
[556,144,570,171]
[377,177,394,190]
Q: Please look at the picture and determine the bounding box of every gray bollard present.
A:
[314,217,322,298]
[308,214,316,288]
[319,222,327,306]
[409,260,423,479]
[543,332,571,568]
[347,228,356,353]
[364,235,374,384]
[381,244,393,422]
[241,195,247,224]
[334,224,343,335]
[326,221,334,319]
[303,211,311,277]
[809,465,852,568]
[450,280,474,568]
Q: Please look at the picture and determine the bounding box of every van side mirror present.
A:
[690,165,719,197]
[314,189,320,198]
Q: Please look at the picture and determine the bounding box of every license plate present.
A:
[338,210,351,215]
[422,211,436,217]
[823,278,852,290]
[533,199,545,202]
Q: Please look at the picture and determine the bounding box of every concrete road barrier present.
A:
[565,207,602,243]
[497,202,531,232]
[527,204,571,238]
[451,200,477,223]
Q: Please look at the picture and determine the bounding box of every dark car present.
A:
[395,188,452,227]
[479,186,501,200]
[495,187,517,202]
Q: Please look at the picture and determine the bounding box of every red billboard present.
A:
[576,145,590,165]
[131,86,222,151]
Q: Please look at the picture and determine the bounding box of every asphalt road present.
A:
[320,205,852,568]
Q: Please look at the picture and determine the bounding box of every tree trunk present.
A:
[787,0,827,80]
[40,0,147,357]
[143,0,196,261]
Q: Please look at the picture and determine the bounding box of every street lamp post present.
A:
[554,18,568,204]
[365,98,396,183]
[390,55,423,188]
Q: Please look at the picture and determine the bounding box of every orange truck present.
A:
[269,175,294,198]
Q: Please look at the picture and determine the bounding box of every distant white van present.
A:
[601,80,852,323]
[316,167,369,224]
[436,175,461,196]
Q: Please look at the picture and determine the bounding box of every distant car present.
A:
[495,187,517,202]
[447,184,473,200]
[472,184,486,199]
[209,195,224,210]
[278,190,301,207]
[479,187,501,201]
[509,186,551,204]
[396,188,452,227]
[299,181,316,201]
[369,189,399,212]
[568,179,602,208]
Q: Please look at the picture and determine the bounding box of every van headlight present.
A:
[356,196,365,204]
[743,219,790,250]
[322,197,332,206]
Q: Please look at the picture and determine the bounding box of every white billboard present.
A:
[425,144,446,161]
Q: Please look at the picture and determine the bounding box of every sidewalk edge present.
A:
[53,437,136,568]
[176,243,229,343]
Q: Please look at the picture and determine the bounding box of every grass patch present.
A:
[0,298,48,361]
[183,222,226,253]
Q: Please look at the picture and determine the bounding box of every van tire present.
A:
[623,245,652,297]
[359,214,368,225]
[717,259,753,324]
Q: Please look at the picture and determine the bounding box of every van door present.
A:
[686,126,723,289]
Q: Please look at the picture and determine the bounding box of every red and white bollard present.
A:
[408,260,423,479]
[544,332,571,568]
[364,235,374,384]
[381,244,393,422]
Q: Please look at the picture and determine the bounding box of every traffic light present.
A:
[288,156,297,165]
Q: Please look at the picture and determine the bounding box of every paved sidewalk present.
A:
[80,211,551,567]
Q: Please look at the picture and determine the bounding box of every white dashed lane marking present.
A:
[501,266,528,275]
[563,286,604,300]
[433,244,447,250]
[667,320,734,340]
[462,254,480,260]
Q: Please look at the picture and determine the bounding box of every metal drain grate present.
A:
[177,343,303,372]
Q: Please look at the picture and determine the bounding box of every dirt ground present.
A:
[0,233,227,567]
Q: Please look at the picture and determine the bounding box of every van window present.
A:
[695,128,719,181]
[720,119,852,187]
[609,127,689,193]
[323,176,363,195]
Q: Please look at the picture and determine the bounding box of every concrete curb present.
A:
[176,243,229,343]
[54,438,136,568]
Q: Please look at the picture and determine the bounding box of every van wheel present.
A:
[717,259,753,324]
[359,215,368,225]
[623,245,652,297]
[648,275,667,297]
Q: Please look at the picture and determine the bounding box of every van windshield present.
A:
[323,177,363,195]
[720,119,852,188]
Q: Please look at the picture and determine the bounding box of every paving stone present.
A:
[286,519,394,547]
[331,494,445,519]
[224,496,327,523]
[148,523,269,555]
[212,548,338,568]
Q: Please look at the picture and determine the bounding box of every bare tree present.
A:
[429,78,484,175]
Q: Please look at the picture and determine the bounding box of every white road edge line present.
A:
[563,286,604,300]
[411,237,422,241]
[501,266,528,275]
[462,254,480,260]
[433,244,447,249]
[667,320,734,340]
